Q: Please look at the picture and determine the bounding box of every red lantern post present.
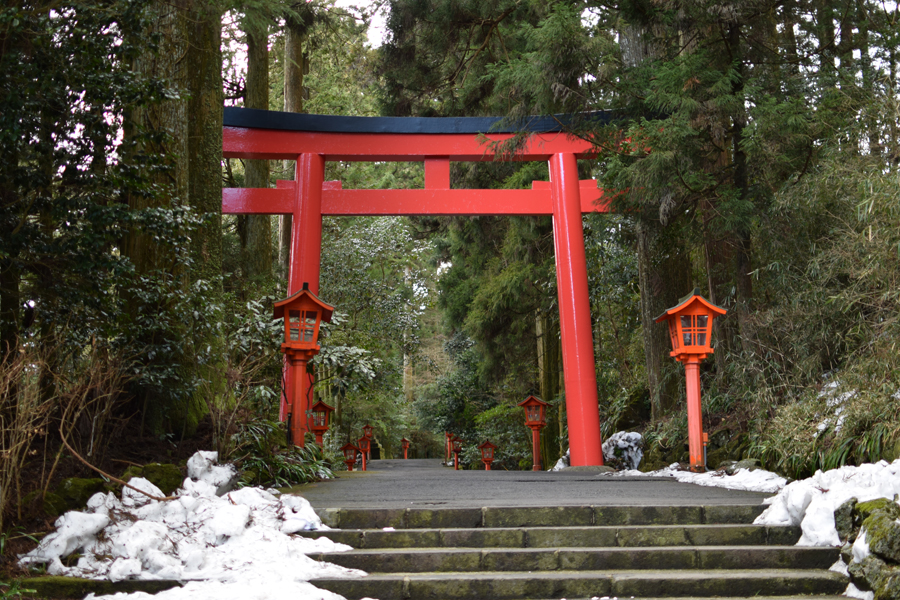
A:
[655,289,727,472]
[273,284,334,447]
[518,395,548,471]
[357,436,370,471]
[362,424,374,460]
[445,432,453,463]
[451,437,462,470]
[477,440,498,471]
[308,399,334,446]
[401,438,410,460]
[340,443,359,472]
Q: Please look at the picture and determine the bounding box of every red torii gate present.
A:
[221,107,610,467]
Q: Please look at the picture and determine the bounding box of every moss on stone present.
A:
[21,490,67,518]
[55,478,107,511]
[859,498,900,520]
[140,463,183,495]
[850,554,890,591]
[19,576,181,598]
[876,570,900,600]
[865,510,900,564]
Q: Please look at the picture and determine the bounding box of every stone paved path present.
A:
[289,458,772,509]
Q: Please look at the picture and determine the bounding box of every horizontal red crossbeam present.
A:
[223,127,598,162]
[222,180,610,216]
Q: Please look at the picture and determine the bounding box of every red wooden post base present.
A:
[684,357,705,472]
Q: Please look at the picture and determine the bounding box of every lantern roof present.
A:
[477,439,497,450]
[310,399,334,413]
[654,288,726,323]
[273,283,334,322]
[517,395,549,408]
[340,442,358,452]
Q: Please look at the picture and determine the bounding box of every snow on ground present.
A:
[20,451,362,600]
[754,459,900,545]
[614,463,789,494]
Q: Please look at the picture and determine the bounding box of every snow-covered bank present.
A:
[20,452,361,600]
[753,459,900,545]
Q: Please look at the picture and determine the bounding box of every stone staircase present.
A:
[301,504,848,600]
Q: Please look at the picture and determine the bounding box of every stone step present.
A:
[300,524,800,549]
[309,545,838,573]
[310,568,848,600]
[314,504,766,530]
[499,597,850,600]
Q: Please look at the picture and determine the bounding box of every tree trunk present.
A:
[239,15,273,287]
[187,2,224,285]
[635,214,692,420]
[280,14,312,277]
[620,23,692,420]
[184,1,225,437]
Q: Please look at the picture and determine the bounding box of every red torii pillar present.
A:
[222,108,606,465]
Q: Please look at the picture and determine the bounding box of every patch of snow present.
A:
[755,459,900,546]
[814,380,854,436]
[20,451,360,600]
[186,451,239,496]
[615,464,788,494]
[851,527,870,562]
[845,582,876,600]
[830,557,850,576]
[550,449,570,471]
[602,431,644,470]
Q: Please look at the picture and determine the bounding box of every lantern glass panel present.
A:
[312,411,326,427]
[289,310,301,341]
[680,315,693,346]
[484,448,493,459]
[696,315,708,346]
[526,406,539,423]
[301,311,317,342]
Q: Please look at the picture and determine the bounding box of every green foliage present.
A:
[233,420,334,487]
[0,580,37,600]
[461,403,532,471]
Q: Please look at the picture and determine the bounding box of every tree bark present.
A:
[239,15,273,286]
[635,215,692,419]
[621,23,693,420]
[280,13,312,277]
[187,2,224,285]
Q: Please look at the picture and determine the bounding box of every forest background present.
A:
[1,0,899,539]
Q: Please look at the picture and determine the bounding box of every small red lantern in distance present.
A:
[518,395,548,471]
[401,437,410,460]
[357,436,371,471]
[308,400,334,446]
[518,395,548,429]
[362,423,374,439]
[655,288,726,472]
[478,439,498,471]
[340,442,358,472]
[451,436,462,470]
